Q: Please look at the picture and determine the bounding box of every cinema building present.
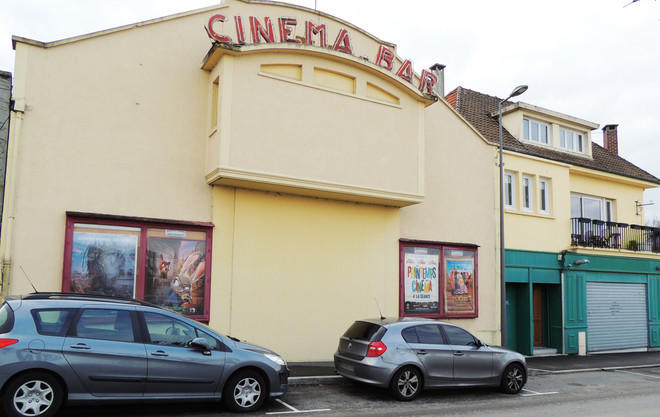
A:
[2,0,505,361]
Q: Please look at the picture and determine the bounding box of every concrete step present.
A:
[533,346,558,356]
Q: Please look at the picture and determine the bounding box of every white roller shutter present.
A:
[586,282,648,352]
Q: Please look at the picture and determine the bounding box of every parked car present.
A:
[0,293,288,416]
[334,318,527,400]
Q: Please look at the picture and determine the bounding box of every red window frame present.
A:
[62,212,214,322]
[399,240,479,319]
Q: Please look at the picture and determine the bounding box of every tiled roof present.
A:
[447,86,660,185]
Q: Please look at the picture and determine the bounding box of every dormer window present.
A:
[560,127,584,153]
[523,118,549,145]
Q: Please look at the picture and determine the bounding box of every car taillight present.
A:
[0,339,18,349]
[366,341,387,357]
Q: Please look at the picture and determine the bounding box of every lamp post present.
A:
[499,85,527,347]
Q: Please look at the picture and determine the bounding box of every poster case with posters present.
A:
[145,229,207,317]
[401,245,440,316]
[399,241,478,319]
[63,214,213,322]
[443,247,478,318]
[69,224,140,299]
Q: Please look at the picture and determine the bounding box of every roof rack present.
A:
[22,292,162,309]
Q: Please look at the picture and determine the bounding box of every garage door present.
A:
[586,282,648,352]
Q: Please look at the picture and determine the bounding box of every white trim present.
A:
[522,175,534,212]
[504,171,516,210]
[539,178,551,214]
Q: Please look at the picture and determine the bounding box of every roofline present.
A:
[497,102,599,130]
[12,0,397,51]
[12,4,228,50]
[504,145,660,186]
[201,42,437,105]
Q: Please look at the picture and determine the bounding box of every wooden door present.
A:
[533,286,543,346]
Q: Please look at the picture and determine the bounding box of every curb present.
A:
[289,375,344,386]
[290,363,660,385]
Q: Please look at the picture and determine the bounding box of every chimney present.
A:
[430,63,445,97]
[603,124,619,155]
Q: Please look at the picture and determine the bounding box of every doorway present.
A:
[532,284,562,354]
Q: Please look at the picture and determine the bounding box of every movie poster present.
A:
[145,228,207,317]
[403,247,440,314]
[70,224,139,298]
[443,248,476,316]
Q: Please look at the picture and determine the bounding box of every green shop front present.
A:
[505,249,660,355]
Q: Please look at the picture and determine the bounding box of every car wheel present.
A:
[389,366,422,401]
[223,370,267,412]
[2,372,64,417]
[500,363,526,394]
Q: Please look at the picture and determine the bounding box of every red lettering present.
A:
[249,16,275,43]
[278,17,300,43]
[207,14,232,43]
[418,69,438,95]
[235,16,246,44]
[396,59,413,83]
[374,45,395,71]
[304,21,327,48]
[332,28,353,54]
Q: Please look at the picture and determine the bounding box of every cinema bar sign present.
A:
[207,14,439,96]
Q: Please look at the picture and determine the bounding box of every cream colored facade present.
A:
[2,0,500,361]
[500,106,657,255]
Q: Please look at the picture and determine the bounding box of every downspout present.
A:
[0,108,23,298]
[560,270,565,354]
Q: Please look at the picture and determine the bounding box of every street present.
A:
[56,366,660,416]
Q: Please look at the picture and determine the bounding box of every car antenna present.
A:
[374,298,385,320]
[19,265,39,293]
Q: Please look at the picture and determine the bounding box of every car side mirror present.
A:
[190,337,211,354]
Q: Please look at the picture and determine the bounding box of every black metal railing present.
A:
[571,218,660,253]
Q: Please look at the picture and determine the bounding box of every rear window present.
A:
[0,303,15,334]
[31,309,75,336]
[342,321,383,341]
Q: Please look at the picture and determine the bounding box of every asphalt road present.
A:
[56,366,660,417]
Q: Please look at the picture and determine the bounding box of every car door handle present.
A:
[69,343,91,350]
[416,350,428,355]
[150,350,169,357]
[454,351,464,356]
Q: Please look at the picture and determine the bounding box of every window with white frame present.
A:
[523,118,549,145]
[539,178,551,214]
[522,175,534,211]
[560,128,585,153]
[570,193,613,221]
[504,172,516,209]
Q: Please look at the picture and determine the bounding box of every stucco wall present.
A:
[210,186,400,361]
[399,101,500,344]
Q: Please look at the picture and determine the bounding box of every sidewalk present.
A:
[287,351,660,385]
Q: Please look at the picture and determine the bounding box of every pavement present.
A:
[287,350,660,385]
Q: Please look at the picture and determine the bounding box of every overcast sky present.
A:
[1,0,659,222]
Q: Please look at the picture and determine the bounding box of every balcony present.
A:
[571,218,660,254]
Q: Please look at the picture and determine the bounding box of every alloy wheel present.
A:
[505,366,524,393]
[397,369,419,398]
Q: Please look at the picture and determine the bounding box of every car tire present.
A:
[500,363,526,394]
[223,369,267,412]
[389,366,422,401]
[2,372,64,417]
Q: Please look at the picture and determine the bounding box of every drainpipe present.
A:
[0,107,24,298]
[560,271,565,354]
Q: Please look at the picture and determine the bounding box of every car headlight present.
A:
[264,353,286,366]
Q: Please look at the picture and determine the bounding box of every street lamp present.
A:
[499,85,527,347]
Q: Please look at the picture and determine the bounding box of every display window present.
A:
[399,241,478,319]
[63,214,213,321]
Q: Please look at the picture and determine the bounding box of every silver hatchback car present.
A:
[334,318,527,400]
[0,293,288,416]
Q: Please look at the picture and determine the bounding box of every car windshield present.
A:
[343,321,383,341]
